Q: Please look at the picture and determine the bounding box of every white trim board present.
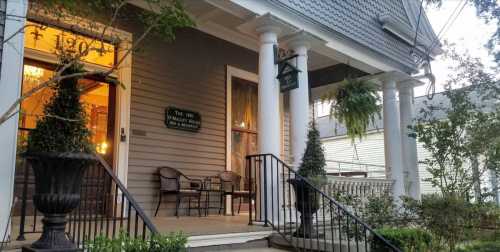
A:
[225,65,258,214]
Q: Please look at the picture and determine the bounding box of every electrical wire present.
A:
[410,0,426,55]
[423,0,468,99]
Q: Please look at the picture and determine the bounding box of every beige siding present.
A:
[127,27,258,215]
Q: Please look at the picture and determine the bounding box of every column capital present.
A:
[281,30,326,54]
[238,13,293,39]
[398,79,419,94]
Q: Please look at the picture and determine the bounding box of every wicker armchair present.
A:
[154,166,202,217]
[218,171,255,215]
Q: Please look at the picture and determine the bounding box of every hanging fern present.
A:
[322,78,381,141]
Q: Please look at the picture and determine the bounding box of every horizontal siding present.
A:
[127,27,258,216]
[322,132,440,194]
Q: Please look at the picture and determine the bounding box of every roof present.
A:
[318,88,500,139]
[267,0,440,73]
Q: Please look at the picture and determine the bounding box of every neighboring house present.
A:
[315,90,500,200]
[0,0,441,250]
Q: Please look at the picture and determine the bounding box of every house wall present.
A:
[126,27,258,215]
[321,131,438,195]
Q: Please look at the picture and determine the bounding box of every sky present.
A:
[414,0,498,97]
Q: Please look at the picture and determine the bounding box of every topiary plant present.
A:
[297,121,327,186]
[322,78,381,141]
[26,61,93,154]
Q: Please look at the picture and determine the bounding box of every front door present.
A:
[14,60,117,216]
[231,77,258,191]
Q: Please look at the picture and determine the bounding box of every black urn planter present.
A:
[288,178,320,238]
[22,152,96,252]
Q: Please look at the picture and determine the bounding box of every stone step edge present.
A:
[187,230,275,248]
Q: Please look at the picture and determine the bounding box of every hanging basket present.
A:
[322,78,381,141]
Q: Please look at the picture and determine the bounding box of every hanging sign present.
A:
[165,107,201,132]
[277,61,300,93]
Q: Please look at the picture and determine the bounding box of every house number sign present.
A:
[165,107,201,132]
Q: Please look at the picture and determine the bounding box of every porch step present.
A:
[187,231,291,252]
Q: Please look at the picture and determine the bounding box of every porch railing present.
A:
[324,176,393,200]
[15,154,158,247]
[246,153,401,252]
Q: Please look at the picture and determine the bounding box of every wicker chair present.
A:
[155,166,202,217]
[218,171,255,215]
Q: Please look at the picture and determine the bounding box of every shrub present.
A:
[372,228,433,252]
[26,62,92,154]
[456,241,500,252]
[418,194,476,251]
[361,194,396,229]
[86,232,187,252]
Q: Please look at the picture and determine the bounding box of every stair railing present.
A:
[246,153,401,252]
[15,154,158,247]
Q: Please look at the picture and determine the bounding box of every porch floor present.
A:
[152,213,270,236]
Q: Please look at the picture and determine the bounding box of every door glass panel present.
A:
[231,77,257,131]
[231,77,258,191]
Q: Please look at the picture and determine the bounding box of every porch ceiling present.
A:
[131,0,340,71]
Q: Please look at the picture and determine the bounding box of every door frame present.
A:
[22,17,133,185]
[225,65,258,173]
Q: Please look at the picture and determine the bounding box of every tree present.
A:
[0,0,193,126]
[413,47,500,200]
[297,121,327,186]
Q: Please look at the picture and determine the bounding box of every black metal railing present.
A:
[15,155,158,248]
[246,153,401,252]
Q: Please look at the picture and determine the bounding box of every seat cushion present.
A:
[179,189,200,195]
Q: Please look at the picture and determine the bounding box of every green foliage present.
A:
[456,241,500,252]
[322,78,381,141]
[297,121,327,186]
[372,228,433,252]
[361,195,397,229]
[86,231,187,252]
[417,194,476,251]
[413,48,500,199]
[26,62,93,154]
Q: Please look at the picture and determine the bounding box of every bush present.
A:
[456,241,500,252]
[419,194,476,250]
[86,232,187,252]
[372,228,433,252]
[361,194,396,228]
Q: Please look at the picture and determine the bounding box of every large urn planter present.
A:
[288,178,321,238]
[22,152,96,252]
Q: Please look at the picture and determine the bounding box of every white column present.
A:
[399,84,421,199]
[256,23,281,224]
[0,0,28,239]
[382,78,405,202]
[288,37,310,169]
[257,26,281,157]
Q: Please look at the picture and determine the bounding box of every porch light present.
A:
[23,65,44,83]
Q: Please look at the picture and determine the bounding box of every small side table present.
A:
[200,177,221,216]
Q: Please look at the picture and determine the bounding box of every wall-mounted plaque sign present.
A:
[165,107,201,132]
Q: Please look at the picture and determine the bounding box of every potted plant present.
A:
[289,121,327,238]
[322,78,381,141]
[22,61,96,251]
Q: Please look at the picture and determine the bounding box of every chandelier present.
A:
[23,65,44,83]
